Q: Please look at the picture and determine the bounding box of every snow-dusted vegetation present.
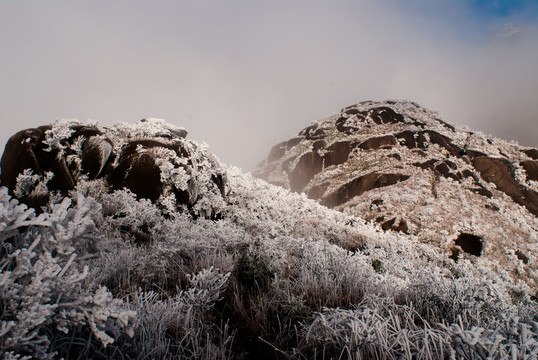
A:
[256,100,538,292]
[1,115,538,359]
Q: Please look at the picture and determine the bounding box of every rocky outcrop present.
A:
[321,173,410,208]
[521,160,538,182]
[256,100,538,218]
[472,157,538,216]
[0,125,114,208]
[357,135,397,151]
[324,141,354,168]
[255,100,538,274]
[0,119,227,218]
[289,151,324,192]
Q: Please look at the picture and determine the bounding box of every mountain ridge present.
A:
[255,99,538,287]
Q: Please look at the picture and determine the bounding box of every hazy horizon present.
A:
[1,0,537,170]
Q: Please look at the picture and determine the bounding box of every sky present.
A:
[1,0,537,170]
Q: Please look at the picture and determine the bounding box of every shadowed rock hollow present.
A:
[451,233,484,260]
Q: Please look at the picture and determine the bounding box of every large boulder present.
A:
[0,119,227,218]
[0,125,111,208]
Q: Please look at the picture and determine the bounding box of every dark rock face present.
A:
[336,116,358,134]
[412,159,495,196]
[324,141,353,168]
[109,142,164,202]
[321,173,410,208]
[523,149,538,160]
[516,250,529,264]
[450,233,484,261]
[367,107,405,125]
[336,106,406,134]
[521,160,538,182]
[357,135,397,150]
[472,157,538,216]
[264,137,304,170]
[80,136,114,179]
[395,130,426,149]
[289,151,324,192]
[0,126,111,208]
[0,128,47,194]
[267,142,288,163]
[396,130,462,154]
[351,106,405,125]
[377,216,408,234]
[299,124,326,140]
[0,120,227,218]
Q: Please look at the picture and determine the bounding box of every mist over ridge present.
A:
[1,0,537,170]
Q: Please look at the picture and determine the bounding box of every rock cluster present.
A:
[0,119,227,218]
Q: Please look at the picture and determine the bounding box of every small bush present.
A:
[371,259,385,274]
[0,188,135,359]
[235,240,275,291]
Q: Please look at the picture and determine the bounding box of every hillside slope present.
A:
[255,100,538,288]
[1,116,537,359]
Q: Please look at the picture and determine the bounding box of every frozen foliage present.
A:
[156,140,227,218]
[2,113,537,358]
[41,122,76,159]
[13,169,53,200]
[304,296,450,359]
[113,117,187,140]
[303,296,538,359]
[182,266,231,310]
[225,166,366,249]
[114,267,233,360]
[0,188,135,359]
[441,314,538,359]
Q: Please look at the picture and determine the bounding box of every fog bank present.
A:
[1,1,537,170]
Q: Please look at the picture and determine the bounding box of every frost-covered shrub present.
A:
[441,314,538,359]
[111,267,233,360]
[13,169,54,200]
[98,188,162,244]
[302,296,450,359]
[86,193,240,296]
[225,166,368,249]
[140,140,228,219]
[299,295,538,360]
[235,240,275,290]
[0,187,135,359]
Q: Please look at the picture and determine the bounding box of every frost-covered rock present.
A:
[0,119,227,219]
